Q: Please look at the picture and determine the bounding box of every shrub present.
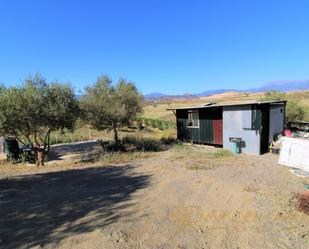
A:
[260,91,286,101]
[157,120,164,130]
[285,99,306,122]
[107,140,126,151]
[144,119,151,126]
[138,138,164,151]
[120,135,167,152]
[152,119,160,129]
[260,91,306,122]
[160,136,176,145]
[138,118,176,130]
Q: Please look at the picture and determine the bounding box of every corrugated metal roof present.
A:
[166,100,287,110]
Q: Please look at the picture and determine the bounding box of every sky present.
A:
[1,0,309,95]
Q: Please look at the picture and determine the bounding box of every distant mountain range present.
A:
[247,80,309,92]
[144,80,309,100]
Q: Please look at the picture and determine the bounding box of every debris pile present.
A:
[295,191,309,215]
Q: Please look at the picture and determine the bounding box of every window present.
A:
[251,107,259,130]
[187,110,199,128]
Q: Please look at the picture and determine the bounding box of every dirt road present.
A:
[0,145,308,249]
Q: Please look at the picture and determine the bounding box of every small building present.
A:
[168,100,286,155]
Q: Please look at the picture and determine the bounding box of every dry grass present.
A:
[208,149,234,158]
[95,151,155,165]
[170,143,236,171]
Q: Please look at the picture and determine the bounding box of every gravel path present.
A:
[0,145,308,249]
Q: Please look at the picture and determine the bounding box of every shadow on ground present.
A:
[0,164,150,248]
[48,141,101,162]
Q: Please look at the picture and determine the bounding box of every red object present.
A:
[284,129,293,137]
[213,119,223,145]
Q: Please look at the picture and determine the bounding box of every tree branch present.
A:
[13,132,26,146]
[17,129,32,145]
[43,129,51,152]
[34,131,40,147]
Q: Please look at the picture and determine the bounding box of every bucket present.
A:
[232,142,238,154]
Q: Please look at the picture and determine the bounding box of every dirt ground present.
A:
[0,142,309,249]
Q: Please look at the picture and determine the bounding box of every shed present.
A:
[168,100,286,155]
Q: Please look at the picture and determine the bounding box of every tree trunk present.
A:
[43,129,51,153]
[36,149,45,167]
[113,123,119,145]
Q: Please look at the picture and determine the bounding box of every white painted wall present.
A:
[223,105,261,155]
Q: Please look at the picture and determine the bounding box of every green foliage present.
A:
[260,91,306,122]
[260,91,286,101]
[106,139,126,152]
[120,135,167,152]
[305,110,309,121]
[159,135,176,145]
[136,117,176,130]
[0,74,79,149]
[285,99,306,122]
[105,134,174,152]
[80,75,144,144]
[49,130,84,145]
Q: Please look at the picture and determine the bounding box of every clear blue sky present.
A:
[1,0,309,95]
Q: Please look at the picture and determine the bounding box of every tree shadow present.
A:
[0,164,150,248]
[47,140,101,162]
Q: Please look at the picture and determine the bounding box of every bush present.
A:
[120,135,167,152]
[144,118,176,130]
[134,118,175,130]
[106,140,126,152]
[156,120,164,130]
[260,91,306,122]
[138,138,164,151]
[285,99,306,122]
[260,91,286,101]
[160,136,176,145]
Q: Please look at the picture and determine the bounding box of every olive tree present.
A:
[80,75,143,145]
[0,75,79,165]
[259,91,306,122]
